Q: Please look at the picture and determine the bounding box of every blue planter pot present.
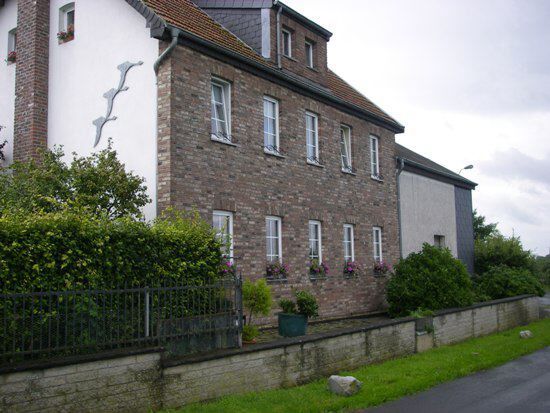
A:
[278,313,308,337]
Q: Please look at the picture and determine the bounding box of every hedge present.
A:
[0,209,224,292]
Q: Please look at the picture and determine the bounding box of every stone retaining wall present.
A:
[0,295,539,413]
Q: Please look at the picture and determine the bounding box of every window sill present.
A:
[211,136,238,147]
[58,37,75,45]
[307,160,324,168]
[306,66,319,73]
[371,175,384,183]
[264,149,285,159]
[6,61,16,66]
[309,275,328,282]
[283,54,297,62]
[266,277,288,284]
[341,169,356,176]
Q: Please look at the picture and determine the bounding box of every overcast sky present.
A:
[284,0,550,255]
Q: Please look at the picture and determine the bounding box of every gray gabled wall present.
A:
[455,186,475,274]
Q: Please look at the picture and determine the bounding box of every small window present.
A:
[370,135,380,178]
[7,28,16,64]
[305,112,319,164]
[282,29,292,57]
[263,96,279,154]
[373,227,383,263]
[58,3,75,41]
[305,41,314,68]
[211,78,231,142]
[434,235,446,248]
[266,216,282,263]
[309,220,322,262]
[343,224,355,262]
[213,211,234,261]
[340,125,352,173]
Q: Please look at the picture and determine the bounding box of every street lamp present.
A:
[459,165,473,175]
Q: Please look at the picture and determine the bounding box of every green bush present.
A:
[242,278,272,326]
[474,235,535,275]
[386,244,474,317]
[0,209,223,292]
[278,290,318,318]
[475,265,545,299]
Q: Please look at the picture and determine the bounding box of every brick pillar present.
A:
[13,0,50,161]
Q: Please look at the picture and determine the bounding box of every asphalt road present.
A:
[363,346,550,413]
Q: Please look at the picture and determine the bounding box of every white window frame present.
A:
[7,28,16,54]
[211,78,232,142]
[59,3,75,33]
[308,220,322,262]
[343,224,355,262]
[373,226,383,263]
[263,96,280,154]
[305,112,319,164]
[305,40,314,68]
[213,210,234,262]
[282,29,292,57]
[266,216,283,263]
[340,125,352,172]
[370,135,380,178]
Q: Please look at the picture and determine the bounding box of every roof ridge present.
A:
[328,68,402,127]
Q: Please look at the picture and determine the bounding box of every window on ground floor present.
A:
[213,210,233,261]
[373,226,382,263]
[343,224,355,262]
[266,216,282,263]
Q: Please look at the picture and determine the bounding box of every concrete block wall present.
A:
[0,295,539,412]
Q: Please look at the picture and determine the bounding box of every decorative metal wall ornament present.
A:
[92,61,143,147]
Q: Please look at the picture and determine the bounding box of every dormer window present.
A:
[7,28,16,64]
[305,41,314,68]
[58,3,75,43]
[282,29,292,57]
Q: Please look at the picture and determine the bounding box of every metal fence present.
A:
[0,277,242,365]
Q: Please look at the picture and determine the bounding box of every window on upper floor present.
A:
[213,210,234,261]
[434,235,446,249]
[305,40,314,68]
[266,216,282,263]
[7,28,16,64]
[309,220,322,262]
[305,112,319,164]
[263,96,280,154]
[373,226,383,263]
[370,135,381,179]
[282,29,292,57]
[340,125,352,173]
[343,224,355,263]
[58,3,75,43]
[211,78,232,143]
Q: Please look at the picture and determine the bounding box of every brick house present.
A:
[0,0,406,319]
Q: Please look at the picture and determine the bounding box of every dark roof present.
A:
[133,0,403,132]
[396,143,477,189]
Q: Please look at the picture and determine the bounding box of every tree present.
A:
[473,209,499,241]
[474,235,535,275]
[0,142,150,219]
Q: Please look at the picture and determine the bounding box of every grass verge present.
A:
[167,319,550,413]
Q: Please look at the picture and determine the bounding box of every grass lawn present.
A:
[166,318,550,413]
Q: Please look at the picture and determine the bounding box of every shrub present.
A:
[475,265,545,299]
[0,209,223,292]
[386,244,474,317]
[474,235,535,275]
[278,290,318,318]
[242,279,272,326]
[242,325,259,342]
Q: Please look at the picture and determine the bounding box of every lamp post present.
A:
[459,165,473,175]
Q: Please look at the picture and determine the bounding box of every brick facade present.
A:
[13,0,50,161]
[157,43,400,320]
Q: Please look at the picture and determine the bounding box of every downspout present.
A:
[396,157,405,258]
[154,27,181,77]
[275,1,283,69]
[153,27,180,218]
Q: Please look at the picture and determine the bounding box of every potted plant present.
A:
[57,24,75,43]
[266,261,289,281]
[343,261,360,277]
[309,259,329,279]
[278,290,318,337]
[7,51,16,64]
[373,260,391,276]
[242,278,272,344]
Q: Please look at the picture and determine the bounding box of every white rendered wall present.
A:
[399,171,458,257]
[0,0,17,165]
[48,0,159,218]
